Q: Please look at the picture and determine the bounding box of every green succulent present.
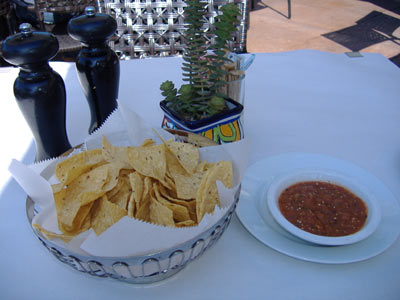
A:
[160,1,240,121]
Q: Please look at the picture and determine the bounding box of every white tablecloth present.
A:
[1,50,400,299]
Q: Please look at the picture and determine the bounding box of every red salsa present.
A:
[278,181,368,237]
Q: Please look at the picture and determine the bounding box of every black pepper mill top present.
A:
[1,23,72,161]
[68,6,120,134]
[1,23,59,68]
[68,6,117,45]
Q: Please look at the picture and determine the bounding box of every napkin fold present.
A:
[8,159,53,211]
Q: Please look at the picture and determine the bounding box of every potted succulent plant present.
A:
[159,0,245,144]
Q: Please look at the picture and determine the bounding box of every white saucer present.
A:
[236,152,400,264]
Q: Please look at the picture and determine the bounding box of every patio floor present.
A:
[247,0,400,67]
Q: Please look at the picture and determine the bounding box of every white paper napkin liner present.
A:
[86,106,125,139]
[8,159,53,210]
[118,101,173,144]
[85,101,173,149]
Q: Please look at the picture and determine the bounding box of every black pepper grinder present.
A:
[68,6,119,134]
[0,23,72,161]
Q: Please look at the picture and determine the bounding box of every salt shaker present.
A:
[0,23,72,161]
[68,6,119,134]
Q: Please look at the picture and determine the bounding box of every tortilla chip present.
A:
[135,176,152,222]
[108,175,131,210]
[158,185,198,223]
[57,202,93,235]
[126,144,166,182]
[33,223,75,243]
[141,139,155,147]
[196,161,233,222]
[57,164,110,228]
[127,192,136,218]
[153,182,191,222]
[149,196,175,227]
[165,148,186,175]
[101,136,131,168]
[98,163,119,192]
[175,220,196,227]
[128,172,144,211]
[173,170,205,200]
[164,140,199,174]
[91,195,127,235]
[195,161,209,172]
[55,149,105,185]
[171,199,197,224]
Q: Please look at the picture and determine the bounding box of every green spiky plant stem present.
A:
[182,0,208,95]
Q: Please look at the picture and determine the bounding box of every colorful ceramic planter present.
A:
[160,98,244,144]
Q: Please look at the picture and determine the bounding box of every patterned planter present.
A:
[160,98,244,144]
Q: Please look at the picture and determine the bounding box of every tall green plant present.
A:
[160,1,240,121]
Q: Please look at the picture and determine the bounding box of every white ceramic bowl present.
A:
[267,169,381,246]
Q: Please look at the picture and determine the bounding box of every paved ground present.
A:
[246,0,400,66]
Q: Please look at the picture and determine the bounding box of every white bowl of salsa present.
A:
[267,169,381,246]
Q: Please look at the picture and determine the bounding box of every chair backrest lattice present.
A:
[97,0,249,59]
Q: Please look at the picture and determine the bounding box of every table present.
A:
[1,50,400,299]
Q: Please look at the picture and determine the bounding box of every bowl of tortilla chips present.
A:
[26,129,240,284]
